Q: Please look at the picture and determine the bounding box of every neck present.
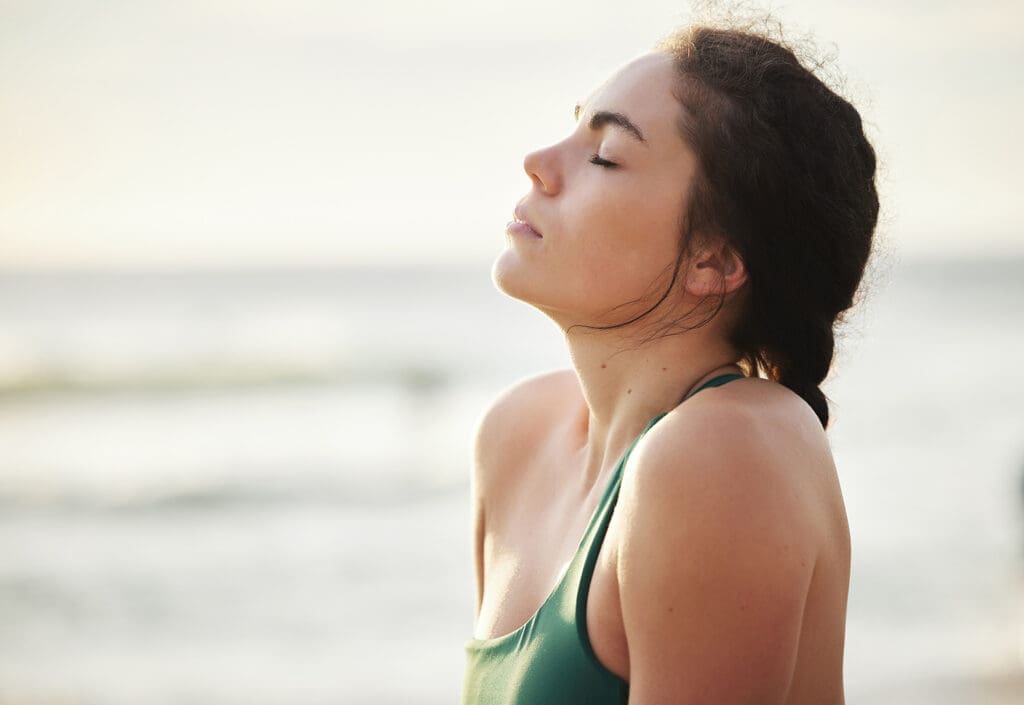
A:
[564,323,743,491]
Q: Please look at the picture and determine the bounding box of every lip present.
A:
[508,204,543,239]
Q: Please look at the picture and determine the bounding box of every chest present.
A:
[474,502,631,681]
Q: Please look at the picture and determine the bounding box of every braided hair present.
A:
[653,22,880,429]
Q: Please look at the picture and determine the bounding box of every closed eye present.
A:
[589,154,618,168]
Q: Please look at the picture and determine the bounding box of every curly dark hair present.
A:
[653,22,881,430]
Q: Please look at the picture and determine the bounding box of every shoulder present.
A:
[475,367,580,429]
[621,376,833,548]
[614,377,839,700]
[471,368,582,502]
[636,376,829,488]
[469,369,579,615]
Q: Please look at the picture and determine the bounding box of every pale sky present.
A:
[2,0,1022,268]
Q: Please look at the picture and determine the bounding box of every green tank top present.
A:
[461,373,746,704]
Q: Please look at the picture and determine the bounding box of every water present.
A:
[0,256,1022,704]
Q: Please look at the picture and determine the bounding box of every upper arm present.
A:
[617,404,818,705]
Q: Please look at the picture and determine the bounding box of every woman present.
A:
[463,20,878,705]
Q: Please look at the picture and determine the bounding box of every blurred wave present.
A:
[0,257,1022,703]
[0,362,450,398]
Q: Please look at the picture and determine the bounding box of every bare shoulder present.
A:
[469,368,582,614]
[614,377,844,701]
[645,377,831,480]
[471,367,582,506]
[622,376,839,538]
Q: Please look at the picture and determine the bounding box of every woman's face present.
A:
[492,51,700,328]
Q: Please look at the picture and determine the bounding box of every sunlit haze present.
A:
[2,0,1022,268]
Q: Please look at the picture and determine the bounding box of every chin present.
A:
[491,247,557,310]
[491,252,585,330]
[491,248,530,302]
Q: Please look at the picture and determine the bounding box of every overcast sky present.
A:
[2,0,1022,268]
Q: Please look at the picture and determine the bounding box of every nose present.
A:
[523,144,561,194]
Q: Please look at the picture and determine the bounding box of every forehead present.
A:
[579,51,682,146]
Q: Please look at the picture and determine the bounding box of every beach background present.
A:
[2,2,1023,704]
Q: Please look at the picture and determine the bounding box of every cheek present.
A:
[493,173,687,324]
[570,186,681,280]
[546,194,680,322]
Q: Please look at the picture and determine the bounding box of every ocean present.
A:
[0,255,1022,704]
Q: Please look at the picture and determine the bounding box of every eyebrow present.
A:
[574,102,648,144]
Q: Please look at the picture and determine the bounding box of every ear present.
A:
[682,239,748,297]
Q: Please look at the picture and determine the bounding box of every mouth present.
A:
[508,205,543,239]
